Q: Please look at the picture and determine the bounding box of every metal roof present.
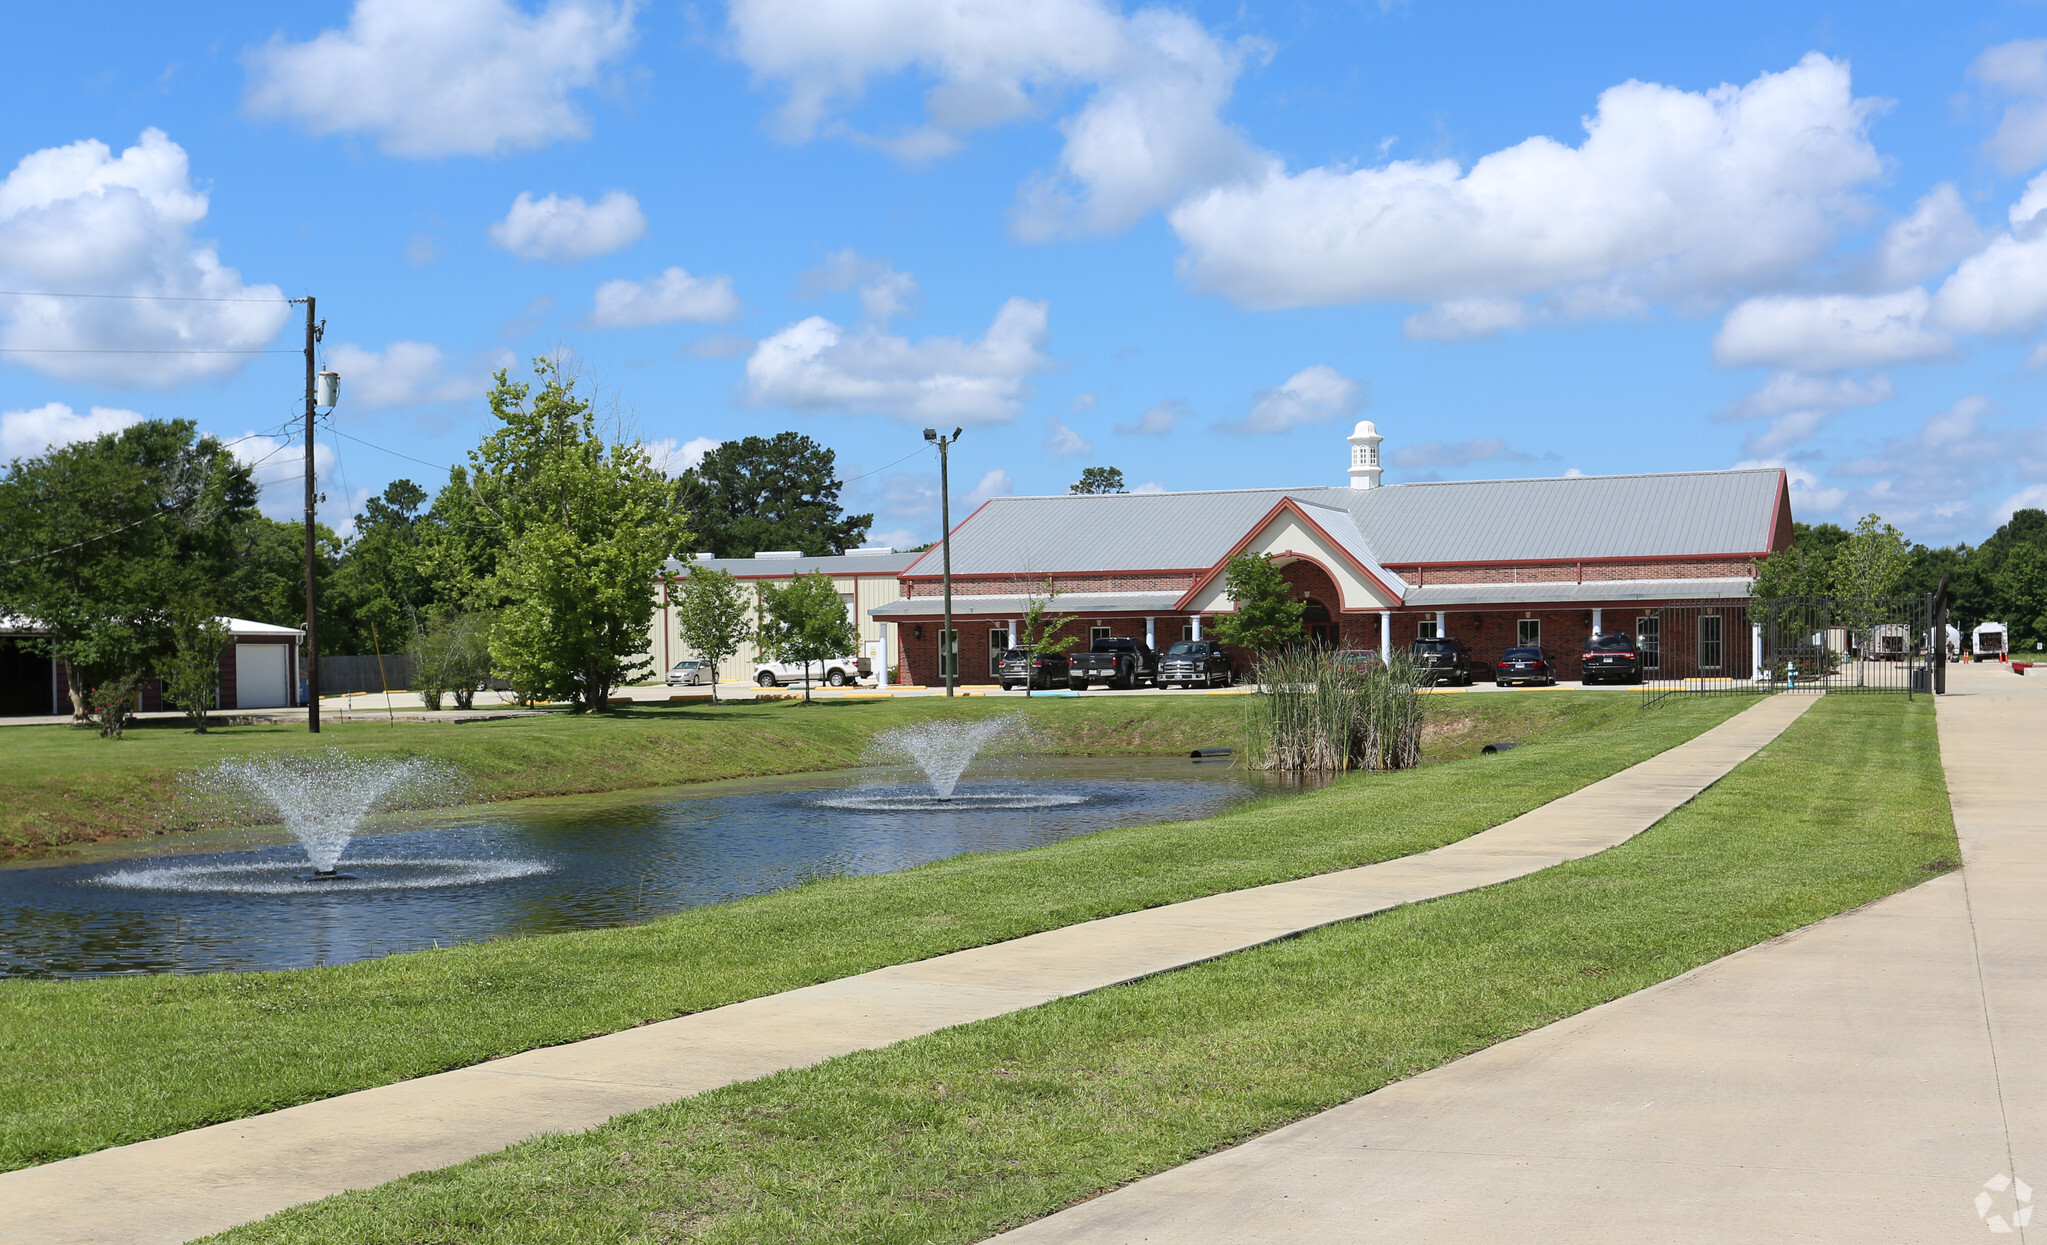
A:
[871,591,1185,618]
[1,614,302,637]
[662,550,920,578]
[1403,579,1754,607]
[911,469,1784,577]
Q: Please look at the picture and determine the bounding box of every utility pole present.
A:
[295,297,324,732]
[924,426,963,697]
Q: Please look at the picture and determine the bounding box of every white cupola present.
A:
[1346,420,1384,489]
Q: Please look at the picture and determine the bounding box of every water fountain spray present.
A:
[196,751,450,878]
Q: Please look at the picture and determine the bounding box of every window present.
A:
[988,628,1010,677]
[1699,615,1723,669]
[838,592,855,626]
[1181,623,1196,641]
[1637,617,1660,669]
[1417,618,1440,640]
[1091,624,1112,642]
[1517,618,1541,647]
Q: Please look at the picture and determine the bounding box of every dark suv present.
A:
[1580,632,1643,685]
[1157,640,1233,688]
[1411,637,1473,686]
[997,647,1069,691]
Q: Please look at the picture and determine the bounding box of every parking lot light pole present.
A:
[924,427,962,697]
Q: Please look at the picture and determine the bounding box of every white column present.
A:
[1435,610,1446,636]
[1752,623,1764,682]
[1145,616,1155,648]
[1191,614,1202,641]
[1592,607,1603,636]
[878,624,891,690]
[1379,610,1391,656]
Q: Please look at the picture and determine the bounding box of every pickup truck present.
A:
[1157,639,1233,688]
[753,654,869,687]
[1067,638,1158,691]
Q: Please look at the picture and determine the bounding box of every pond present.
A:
[0,756,1311,978]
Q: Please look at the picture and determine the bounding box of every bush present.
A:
[1246,647,1424,772]
[87,675,145,739]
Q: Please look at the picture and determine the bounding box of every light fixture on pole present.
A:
[924,426,963,697]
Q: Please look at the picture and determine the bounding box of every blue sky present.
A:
[2,1,2045,549]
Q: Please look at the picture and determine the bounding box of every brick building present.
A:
[871,422,1791,686]
[0,616,306,716]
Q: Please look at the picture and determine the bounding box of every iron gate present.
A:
[1640,595,1937,706]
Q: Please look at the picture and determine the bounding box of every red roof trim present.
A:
[1172,498,1404,611]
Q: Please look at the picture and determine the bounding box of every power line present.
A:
[327,427,453,473]
[838,444,932,485]
[0,347,296,355]
[0,290,291,304]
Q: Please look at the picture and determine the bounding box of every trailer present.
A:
[1973,622,2009,661]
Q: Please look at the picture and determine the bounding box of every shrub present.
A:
[1246,646,1424,772]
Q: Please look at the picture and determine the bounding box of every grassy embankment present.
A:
[3,691,1734,1171]
[202,695,1958,1245]
[0,689,1621,857]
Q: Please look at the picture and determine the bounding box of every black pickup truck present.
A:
[1067,638,1158,690]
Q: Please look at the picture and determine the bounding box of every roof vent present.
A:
[692,552,714,562]
[753,550,802,559]
[1346,420,1384,490]
[846,546,896,556]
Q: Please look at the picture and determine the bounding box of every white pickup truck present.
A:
[752,654,870,687]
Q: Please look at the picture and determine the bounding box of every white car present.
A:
[665,660,710,686]
[753,655,869,687]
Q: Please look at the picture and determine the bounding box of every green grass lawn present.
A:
[200,695,1957,1245]
[0,688,1618,857]
[0,693,1740,1171]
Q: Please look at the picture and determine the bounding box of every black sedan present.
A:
[998,647,1069,690]
[1581,632,1644,684]
[1494,646,1557,686]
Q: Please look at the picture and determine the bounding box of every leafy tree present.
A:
[414,610,495,711]
[1832,514,1910,600]
[324,479,435,653]
[680,433,872,558]
[672,565,754,703]
[1751,521,1849,602]
[758,570,859,703]
[1069,466,1126,495]
[0,419,256,722]
[1014,577,1079,697]
[1996,543,2047,649]
[159,599,231,733]
[1210,552,1306,655]
[463,359,694,711]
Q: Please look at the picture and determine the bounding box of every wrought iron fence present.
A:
[1640,595,1937,706]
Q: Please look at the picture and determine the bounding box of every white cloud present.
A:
[1994,483,2047,527]
[1070,392,1098,412]
[1402,298,1530,342]
[1713,289,1950,372]
[1971,40,2047,174]
[0,129,290,387]
[743,297,1051,424]
[1171,54,1882,312]
[1218,365,1364,435]
[1114,400,1181,435]
[1736,459,1846,517]
[588,267,740,328]
[644,435,719,476]
[1869,185,1982,289]
[726,0,1258,237]
[325,341,503,408]
[798,250,920,321]
[1740,409,1831,459]
[1131,480,1166,494]
[229,431,363,529]
[0,402,142,462]
[243,0,637,158]
[882,471,938,517]
[1389,436,1547,470]
[1720,372,1895,420]
[959,468,1012,508]
[488,190,645,262]
[1928,195,2047,337]
[1044,414,1092,457]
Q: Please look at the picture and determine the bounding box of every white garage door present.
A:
[235,643,289,709]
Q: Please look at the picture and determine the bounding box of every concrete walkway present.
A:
[0,693,1816,1245]
[994,663,2041,1245]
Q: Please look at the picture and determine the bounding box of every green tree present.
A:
[1069,466,1126,494]
[159,599,231,733]
[1996,543,2047,649]
[0,419,257,723]
[1014,577,1079,697]
[324,479,435,653]
[1750,521,1849,602]
[680,433,872,557]
[1209,552,1306,656]
[414,610,495,710]
[758,570,859,704]
[462,359,694,711]
[1832,514,1910,599]
[672,565,754,703]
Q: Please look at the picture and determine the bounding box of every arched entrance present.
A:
[1303,599,1339,647]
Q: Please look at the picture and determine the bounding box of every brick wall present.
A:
[902,571,1198,598]
[1390,558,1757,586]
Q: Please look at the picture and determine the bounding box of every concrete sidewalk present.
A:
[995,664,2041,1245]
[0,693,1815,1245]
